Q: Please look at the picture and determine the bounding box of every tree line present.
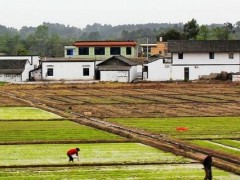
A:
[0,20,240,57]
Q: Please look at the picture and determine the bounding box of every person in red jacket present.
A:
[67,148,80,162]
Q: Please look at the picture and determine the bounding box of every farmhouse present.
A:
[64,40,138,60]
[41,57,96,81]
[0,55,40,82]
[144,40,240,81]
[97,55,139,82]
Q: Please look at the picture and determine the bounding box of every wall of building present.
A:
[100,71,129,82]
[0,74,22,82]
[42,61,95,81]
[171,52,240,80]
[0,56,40,82]
[64,46,137,60]
[151,42,168,56]
[145,59,171,81]
[129,66,138,82]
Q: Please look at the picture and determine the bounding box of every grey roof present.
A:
[41,57,95,62]
[168,40,240,53]
[0,59,27,74]
[98,66,131,71]
[97,55,138,67]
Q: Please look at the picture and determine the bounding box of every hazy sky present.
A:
[1,0,240,29]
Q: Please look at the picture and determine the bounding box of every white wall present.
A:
[145,59,171,81]
[129,66,138,82]
[100,71,129,82]
[0,74,21,82]
[171,52,240,80]
[42,61,95,81]
[0,56,40,82]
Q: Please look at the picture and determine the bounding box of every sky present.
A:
[0,0,240,29]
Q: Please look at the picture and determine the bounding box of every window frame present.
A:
[178,52,183,59]
[66,49,74,56]
[229,52,234,59]
[94,47,105,55]
[79,47,89,55]
[126,47,132,55]
[83,68,90,76]
[110,47,121,55]
[47,68,54,76]
[209,52,215,59]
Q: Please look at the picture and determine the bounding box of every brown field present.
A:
[1,81,240,118]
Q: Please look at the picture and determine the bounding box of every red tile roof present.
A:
[73,41,137,47]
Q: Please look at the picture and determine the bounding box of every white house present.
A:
[97,56,139,82]
[41,57,96,81]
[144,40,240,81]
[143,57,172,81]
[0,55,40,82]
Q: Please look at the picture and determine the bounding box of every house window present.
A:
[83,68,89,76]
[79,47,89,55]
[229,52,234,59]
[178,52,183,59]
[47,68,53,76]
[126,47,132,55]
[110,47,121,55]
[209,52,214,59]
[67,49,74,55]
[94,47,105,55]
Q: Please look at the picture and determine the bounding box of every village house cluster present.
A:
[0,40,240,83]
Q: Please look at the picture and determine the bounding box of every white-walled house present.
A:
[41,57,96,81]
[0,55,40,82]
[97,56,139,82]
[144,40,240,81]
[143,58,172,81]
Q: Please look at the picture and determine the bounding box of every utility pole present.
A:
[146,37,149,60]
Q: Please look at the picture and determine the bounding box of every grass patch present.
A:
[189,140,240,156]
[106,117,240,139]
[0,165,238,180]
[212,140,240,149]
[0,143,193,166]
[0,120,124,142]
[0,107,61,120]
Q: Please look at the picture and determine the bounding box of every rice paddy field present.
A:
[0,82,240,179]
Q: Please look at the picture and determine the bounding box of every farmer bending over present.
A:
[67,147,80,162]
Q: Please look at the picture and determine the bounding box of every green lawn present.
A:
[106,117,240,139]
[0,107,61,120]
[212,140,240,149]
[0,120,124,142]
[0,165,238,180]
[189,140,240,156]
[0,143,193,166]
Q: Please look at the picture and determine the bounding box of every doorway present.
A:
[184,67,189,81]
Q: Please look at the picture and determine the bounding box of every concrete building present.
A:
[0,55,40,82]
[64,40,138,60]
[97,56,139,82]
[41,57,96,81]
[144,40,240,81]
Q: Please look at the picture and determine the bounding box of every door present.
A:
[184,67,189,81]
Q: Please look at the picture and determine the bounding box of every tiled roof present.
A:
[168,40,240,52]
[97,56,138,67]
[0,59,27,74]
[41,57,95,62]
[73,40,137,47]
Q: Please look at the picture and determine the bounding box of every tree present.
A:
[211,23,235,40]
[183,19,199,40]
[197,25,209,40]
[158,29,183,41]
[26,25,49,56]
